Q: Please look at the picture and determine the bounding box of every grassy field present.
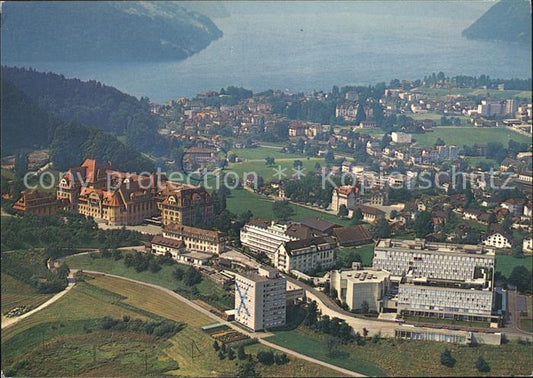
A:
[65,254,234,310]
[266,325,533,377]
[227,147,325,183]
[410,126,531,147]
[226,188,351,225]
[2,275,340,377]
[1,274,53,314]
[495,255,533,277]
[336,244,375,267]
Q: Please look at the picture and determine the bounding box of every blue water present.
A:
[4,1,531,103]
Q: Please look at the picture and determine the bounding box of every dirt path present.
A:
[1,276,76,330]
[77,270,365,377]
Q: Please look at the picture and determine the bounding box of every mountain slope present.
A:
[1,1,222,62]
[1,78,154,172]
[462,0,531,44]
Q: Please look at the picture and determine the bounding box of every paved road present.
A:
[2,276,76,330]
[78,270,364,377]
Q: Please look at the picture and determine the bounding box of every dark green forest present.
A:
[462,0,531,44]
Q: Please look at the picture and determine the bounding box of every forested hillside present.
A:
[0,81,62,155]
[462,0,531,44]
[1,1,222,62]
[2,67,164,154]
[1,74,155,172]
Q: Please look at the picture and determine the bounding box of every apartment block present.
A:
[240,219,312,258]
[234,266,286,331]
[274,236,336,273]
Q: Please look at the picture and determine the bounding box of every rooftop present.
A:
[334,268,390,283]
[375,238,495,257]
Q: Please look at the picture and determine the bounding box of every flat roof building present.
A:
[234,266,286,331]
[373,239,496,322]
[330,268,390,312]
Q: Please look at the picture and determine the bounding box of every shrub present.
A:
[440,348,456,368]
[237,345,247,360]
[257,350,274,365]
[213,340,220,351]
[476,356,490,372]
[274,353,289,365]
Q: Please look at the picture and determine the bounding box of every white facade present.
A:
[523,237,532,254]
[398,284,494,317]
[373,239,495,281]
[483,232,512,249]
[373,239,495,320]
[274,237,335,273]
[240,220,298,258]
[391,132,412,144]
[234,266,286,331]
[330,269,390,312]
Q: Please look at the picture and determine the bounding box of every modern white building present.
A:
[523,237,533,254]
[373,239,496,322]
[274,236,336,273]
[240,219,311,259]
[373,239,495,281]
[398,282,494,320]
[330,268,390,312]
[233,266,286,331]
[391,132,412,144]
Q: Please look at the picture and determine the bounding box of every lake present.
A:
[4,1,531,103]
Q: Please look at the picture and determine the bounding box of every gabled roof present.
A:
[284,236,336,253]
[333,225,372,245]
[301,217,338,233]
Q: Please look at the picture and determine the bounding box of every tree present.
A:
[390,210,398,219]
[265,157,275,166]
[173,267,184,281]
[338,204,349,218]
[257,350,274,365]
[476,356,490,372]
[351,208,363,225]
[237,345,247,360]
[373,218,391,239]
[325,150,335,164]
[227,347,236,360]
[414,211,434,237]
[272,201,294,221]
[296,138,305,152]
[183,266,202,286]
[275,353,289,365]
[213,340,220,351]
[221,343,227,353]
[502,214,513,234]
[236,362,260,378]
[440,348,456,367]
[508,266,532,293]
[218,350,226,360]
[293,160,303,169]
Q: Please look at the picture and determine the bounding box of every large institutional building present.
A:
[274,236,336,273]
[240,219,313,258]
[330,268,390,312]
[57,159,214,226]
[234,266,287,331]
[373,238,496,322]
